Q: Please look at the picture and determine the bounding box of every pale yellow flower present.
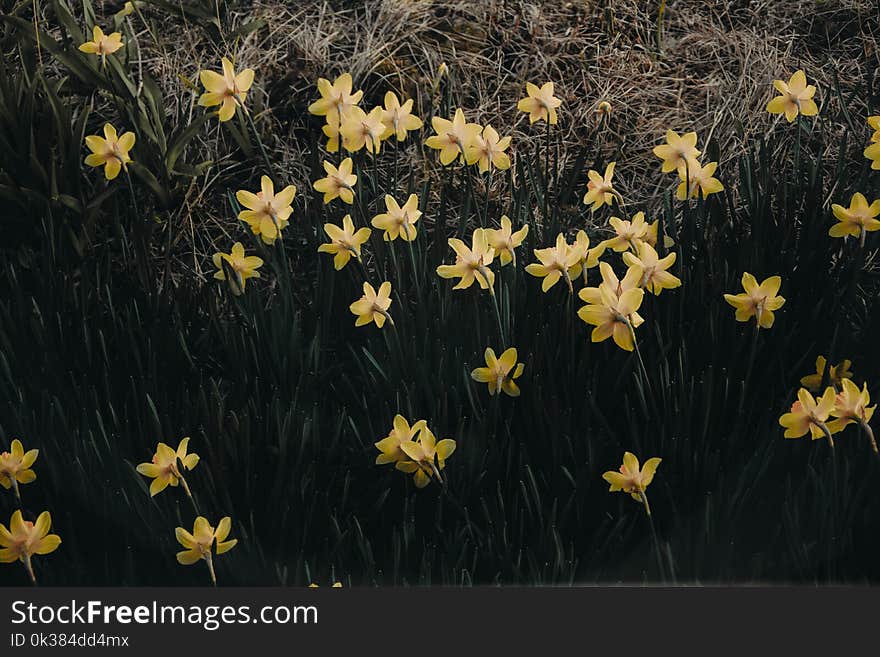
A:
[371,194,421,242]
[198,57,255,122]
[766,70,818,123]
[313,158,357,204]
[517,82,562,125]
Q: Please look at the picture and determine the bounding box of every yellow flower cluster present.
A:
[136,437,238,585]
[780,357,876,452]
[866,115,880,169]
[374,416,456,488]
[0,439,61,584]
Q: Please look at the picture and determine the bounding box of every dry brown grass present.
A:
[64,0,880,280]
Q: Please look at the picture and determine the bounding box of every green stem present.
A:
[244,108,276,180]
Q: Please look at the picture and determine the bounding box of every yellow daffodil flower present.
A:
[577,264,645,351]
[0,510,61,583]
[198,57,255,122]
[339,105,387,154]
[829,192,880,241]
[766,70,818,123]
[486,215,528,266]
[371,194,421,242]
[350,281,393,328]
[865,141,880,170]
[78,26,123,66]
[175,516,237,585]
[313,158,357,204]
[602,452,661,515]
[470,347,525,397]
[322,119,341,152]
[517,82,562,125]
[652,129,701,174]
[569,231,604,284]
[868,116,880,142]
[779,387,838,446]
[116,2,136,18]
[723,272,785,329]
[0,439,38,501]
[465,125,512,173]
[425,108,482,165]
[380,91,423,141]
[318,215,371,270]
[676,159,724,200]
[583,162,619,210]
[308,73,363,123]
[601,212,657,252]
[622,241,681,295]
[800,356,853,393]
[212,242,263,296]
[375,416,428,465]
[136,437,199,498]
[397,427,456,488]
[436,228,496,291]
[84,123,135,180]
[235,175,296,245]
[828,379,877,452]
[525,233,582,294]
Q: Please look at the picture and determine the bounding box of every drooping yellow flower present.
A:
[317,215,371,270]
[827,379,876,443]
[465,125,512,173]
[622,241,681,295]
[829,192,880,240]
[308,581,343,588]
[349,281,393,328]
[371,194,421,242]
[397,427,456,488]
[779,387,838,446]
[723,273,785,329]
[436,228,496,291]
[235,176,297,245]
[307,73,363,123]
[470,347,525,397]
[577,264,645,351]
[583,162,619,210]
[375,415,427,466]
[652,129,701,174]
[865,141,880,170]
[800,356,853,393]
[136,437,200,498]
[486,216,528,266]
[0,510,61,583]
[175,516,237,585]
[676,159,724,200]
[339,105,387,154]
[766,70,818,123]
[198,57,255,122]
[602,452,661,515]
[380,91,423,141]
[0,439,38,496]
[84,123,135,180]
[525,233,582,294]
[425,108,482,165]
[116,1,135,18]
[601,212,657,253]
[517,82,562,125]
[212,242,263,296]
[313,158,357,205]
[78,26,123,64]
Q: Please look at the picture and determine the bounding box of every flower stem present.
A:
[179,475,200,515]
[818,422,835,449]
[244,108,276,180]
[205,553,217,587]
[9,476,22,508]
[859,419,878,454]
[23,554,37,585]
